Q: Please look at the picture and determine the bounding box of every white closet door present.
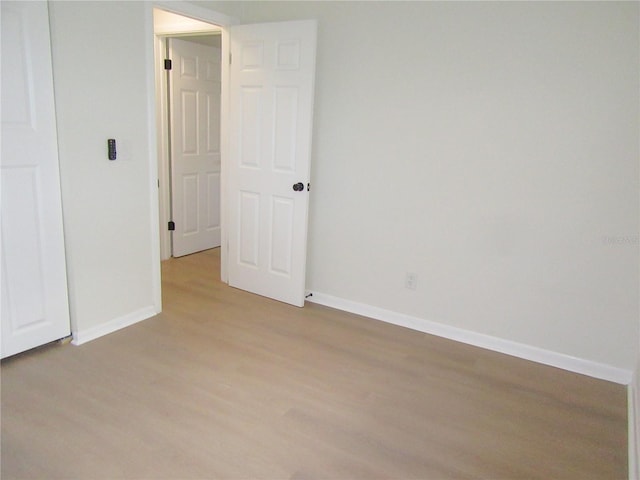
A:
[1,1,71,358]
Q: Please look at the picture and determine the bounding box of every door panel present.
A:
[270,196,294,275]
[239,191,260,267]
[228,20,317,307]
[169,36,221,257]
[1,1,71,357]
[206,173,221,228]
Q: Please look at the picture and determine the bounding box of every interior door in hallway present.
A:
[227,20,317,307]
[169,36,221,257]
[1,1,71,357]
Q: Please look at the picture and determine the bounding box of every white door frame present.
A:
[154,32,172,261]
[151,2,234,283]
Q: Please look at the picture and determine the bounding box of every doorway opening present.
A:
[150,7,316,308]
[153,8,223,261]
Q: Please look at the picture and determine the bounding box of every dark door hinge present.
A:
[164,59,172,70]
[168,221,175,231]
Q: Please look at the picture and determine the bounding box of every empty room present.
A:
[1,1,639,479]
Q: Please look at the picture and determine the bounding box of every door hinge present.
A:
[229,53,232,65]
[164,59,172,70]
[168,221,175,231]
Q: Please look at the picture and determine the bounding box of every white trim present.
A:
[630,373,640,480]
[71,305,158,346]
[306,291,633,385]
[153,1,235,26]
[219,27,230,284]
[144,3,163,313]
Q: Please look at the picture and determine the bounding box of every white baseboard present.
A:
[71,305,158,346]
[306,291,632,385]
[630,376,640,480]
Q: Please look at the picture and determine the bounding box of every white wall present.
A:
[49,1,159,340]
[230,1,640,371]
[47,1,241,342]
[46,0,638,375]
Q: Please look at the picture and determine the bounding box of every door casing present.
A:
[152,1,232,282]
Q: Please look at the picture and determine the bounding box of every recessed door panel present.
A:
[241,42,264,70]
[273,86,298,172]
[1,9,32,127]
[240,87,262,168]
[1,167,47,329]
[270,196,294,276]
[181,90,198,154]
[182,174,198,234]
[276,40,301,70]
[206,92,220,154]
[238,191,260,267]
[181,55,197,78]
[207,172,221,229]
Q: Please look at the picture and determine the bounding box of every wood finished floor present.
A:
[1,248,628,479]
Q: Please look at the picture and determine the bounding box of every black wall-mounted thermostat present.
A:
[107,139,116,160]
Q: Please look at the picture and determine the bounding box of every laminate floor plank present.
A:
[1,248,627,479]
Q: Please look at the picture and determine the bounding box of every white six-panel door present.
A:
[228,20,317,307]
[1,1,71,357]
[169,37,222,257]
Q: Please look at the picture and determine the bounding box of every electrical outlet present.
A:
[405,272,417,290]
